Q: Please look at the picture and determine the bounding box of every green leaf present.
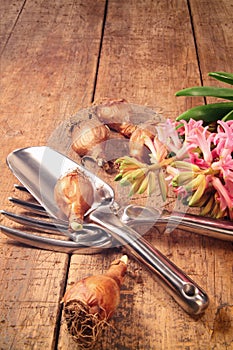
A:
[208,72,233,85]
[222,109,233,121]
[176,102,233,123]
[175,86,233,100]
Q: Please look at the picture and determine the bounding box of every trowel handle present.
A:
[90,205,209,316]
[121,205,233,241]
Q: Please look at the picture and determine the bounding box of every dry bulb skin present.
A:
[129,122,157,161]
[72,118,110,157]
[112,122,137,138]
[61,255,128,348]
[94,98,137,136]
[54,170,94,227]
[70,99,159,174]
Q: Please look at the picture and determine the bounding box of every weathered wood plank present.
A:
[0,0,106,349]
[189,0,233,111]
[0,0,232,349]
[189,1,233,349]
[0,245,69,349]
[94,0,204,117]
[59,0,232,349]
[190,0,233,78]
[57,1,219,349]
[0,0,25,53]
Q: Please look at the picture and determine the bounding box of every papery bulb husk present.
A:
[101,131,130,174]
[94,98,137,137]
[111,122,137,138]
[93,97,128,107]
[54,170,94,224]
[129,121,158,162]
[72,118,110,157]
[82,130,130,174]
[81,143,108,170]
[62,255,128,347]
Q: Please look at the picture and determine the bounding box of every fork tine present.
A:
[1,210,68,234]
[0,183,113,253]
[0,209,115,247]
[0,224,111,254]
[8,197,48,215]
[14,184,29,192]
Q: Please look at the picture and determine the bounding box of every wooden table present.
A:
[0,1,232,349]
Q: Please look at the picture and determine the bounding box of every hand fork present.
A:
[0,146,211,315]
[0,209,114,254]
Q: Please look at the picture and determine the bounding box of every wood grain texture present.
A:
[0,0,26,53]
[189,0,233,104]
[0,0,232,349]
[190,0,233,75]
[95,0,204,116]
[59,1,233,349]
[0,0,106,349]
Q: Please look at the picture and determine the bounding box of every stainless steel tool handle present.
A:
[121,205,233,241]
[167,212,233,241]
[90,206,209,316]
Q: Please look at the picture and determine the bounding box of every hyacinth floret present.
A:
[115,118,233,220]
